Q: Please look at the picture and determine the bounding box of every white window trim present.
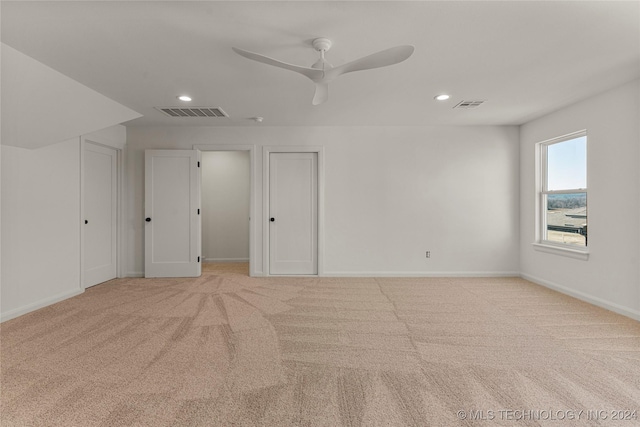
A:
[534,130,589,260]
[532,242,589,260]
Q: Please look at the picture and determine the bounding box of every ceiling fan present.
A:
[232,38,414,105]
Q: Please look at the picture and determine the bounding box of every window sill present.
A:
[532,242,589,261]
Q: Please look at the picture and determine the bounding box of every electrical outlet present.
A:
[426,251,431,258]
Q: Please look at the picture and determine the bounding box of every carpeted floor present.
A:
[1,263,639,426]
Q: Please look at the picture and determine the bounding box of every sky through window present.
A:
[547,136,586,191]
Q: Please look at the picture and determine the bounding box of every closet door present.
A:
[83,142,117,287]
[144,150,201,278]
[269,152,318,275]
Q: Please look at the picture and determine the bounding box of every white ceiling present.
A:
[2,1,639,127]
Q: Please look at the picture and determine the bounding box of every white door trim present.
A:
[262,146,324,276]
[194,144,257,276]
[80,138,123,289]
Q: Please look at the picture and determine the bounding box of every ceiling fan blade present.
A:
[328,45,414,79]
[312,82,329,105]
[232,47,323,81]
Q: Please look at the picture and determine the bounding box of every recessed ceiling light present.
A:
[434,94,450,101]
[177,95,192,102]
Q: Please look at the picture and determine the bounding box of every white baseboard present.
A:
[1,288,84,323]
[203,258,249,263]
[521,273,640,321]
[322,271,520,278]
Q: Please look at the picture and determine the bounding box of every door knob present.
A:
[270,217,275,222]
[84,220,88,224]
[145,217,151,222]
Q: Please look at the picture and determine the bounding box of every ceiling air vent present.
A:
[155,107,229,118]
[453,100,485,109]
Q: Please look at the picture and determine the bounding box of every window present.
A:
[538,131,587,250]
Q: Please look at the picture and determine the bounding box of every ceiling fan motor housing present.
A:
[312,37,332,52]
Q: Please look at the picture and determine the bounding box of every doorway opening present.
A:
[199,148,253,276]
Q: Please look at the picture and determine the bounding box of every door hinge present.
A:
[197,161,200,167]
[197,208,200,215]
[198,256,200,262]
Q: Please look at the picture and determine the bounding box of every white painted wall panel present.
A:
[84,125,127,150]
[520,79,640,319]
[1,139,82,320]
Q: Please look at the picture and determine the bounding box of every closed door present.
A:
[145,150,201,278]
[269,152,318,275]
[83,142,117,288]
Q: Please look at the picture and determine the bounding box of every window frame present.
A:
[534,130,589,260]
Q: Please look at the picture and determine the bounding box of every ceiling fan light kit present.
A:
[233,37,414,105]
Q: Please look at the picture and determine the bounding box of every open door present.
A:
[145,149,201,277]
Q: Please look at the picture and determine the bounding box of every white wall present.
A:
[84,125,128,150]
[1,125,128,322]
[1,139,82,320]
[201,151,250,262]
[126,125,520,277]
[520,79,640,320]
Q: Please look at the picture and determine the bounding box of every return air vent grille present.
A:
[453,100,485,109]
[155,107,229,118]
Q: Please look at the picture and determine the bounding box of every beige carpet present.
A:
[1,263,639,426]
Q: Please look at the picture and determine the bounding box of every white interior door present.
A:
[269,152,318,275]
[83,142,117,287]
[145,150,201,278]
